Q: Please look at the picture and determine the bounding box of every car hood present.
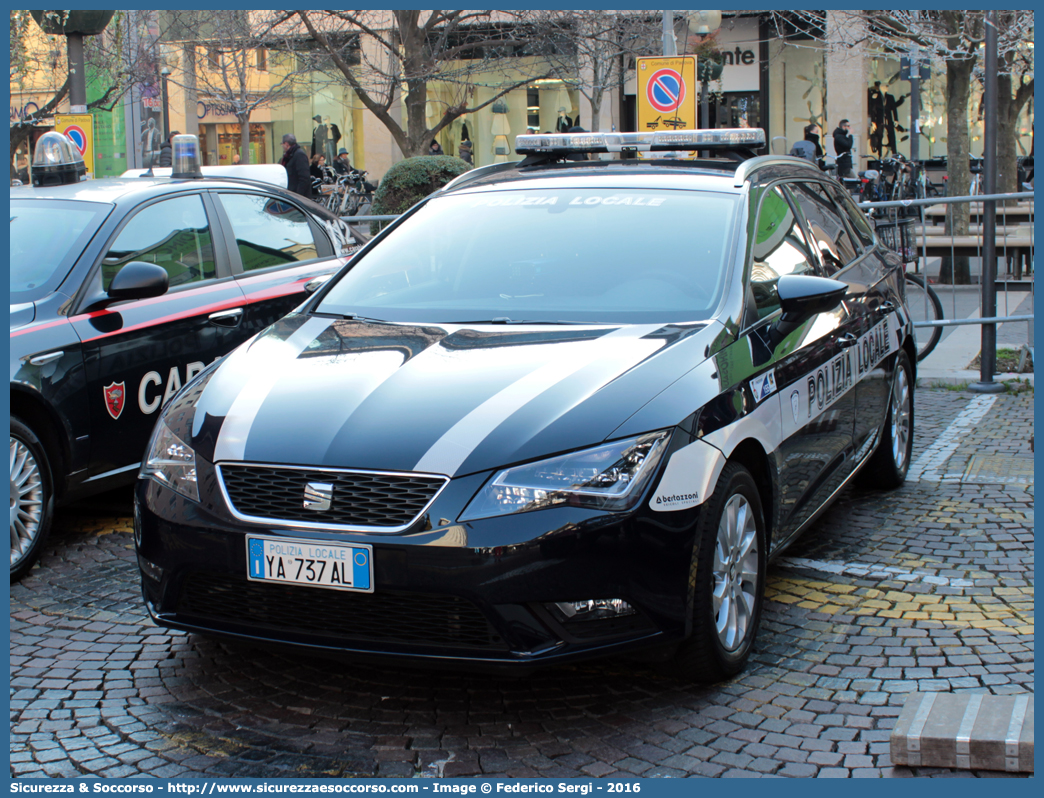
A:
[187,313,725,477]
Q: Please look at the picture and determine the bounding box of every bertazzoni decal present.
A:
[649,439,726,512]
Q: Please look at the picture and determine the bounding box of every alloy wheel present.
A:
[711,494,760,651]
[890,366,912,471]
[10,435,44,567]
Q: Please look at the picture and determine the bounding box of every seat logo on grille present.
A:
[303,482,334,512]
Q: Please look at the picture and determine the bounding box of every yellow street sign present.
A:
[54,114,95,178]
[637,57,697,133]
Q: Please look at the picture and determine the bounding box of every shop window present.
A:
[218,193,318,272]
[102,195,216,290]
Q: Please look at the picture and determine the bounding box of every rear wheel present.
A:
[861,350,914,489]
[10,417,54,581]
[671,462,766,682]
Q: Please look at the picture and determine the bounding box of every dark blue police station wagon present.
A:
[134,129,915,681]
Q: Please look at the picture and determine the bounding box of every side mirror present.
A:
[768,274,847,346]
[304,273,333,294]
[777,274,847,325]
[108,261,170,301]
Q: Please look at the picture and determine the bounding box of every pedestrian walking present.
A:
[280,133,311,198]
[833,119,854,178]
[157,131,179,167]
[803,124,824,161]
[429,140,444,156]
[458,139,473,164]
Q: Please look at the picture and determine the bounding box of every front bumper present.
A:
[134,468,703,667]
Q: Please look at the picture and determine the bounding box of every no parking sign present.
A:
[637,57,697,132]
[55,114,95,178]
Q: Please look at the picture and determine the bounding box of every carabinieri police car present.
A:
[11,133,359,580]
[134,129,915,681]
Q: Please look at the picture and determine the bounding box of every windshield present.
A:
[317,187,738,324]
[10,199,111,303]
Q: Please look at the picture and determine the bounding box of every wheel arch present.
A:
[722,438,776,550]
[10,387,70,499]
[902,334,917,382]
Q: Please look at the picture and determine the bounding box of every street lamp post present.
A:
[972,11,1003,394]
[29,11,115,113]
[160,67,171,139]
[662,10,677,57]
[688,11,722,155]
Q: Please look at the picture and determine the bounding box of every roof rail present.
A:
[439,161,521,194]
[732,155,811,187]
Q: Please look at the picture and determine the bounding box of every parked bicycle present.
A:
[874,216,943,361]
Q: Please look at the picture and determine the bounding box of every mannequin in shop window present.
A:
[868,81,905,157]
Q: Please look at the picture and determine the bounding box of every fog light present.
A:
[550,599,636,621]
[137,554,164,584]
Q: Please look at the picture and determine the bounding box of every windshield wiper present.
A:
[448,318,596,325]
[313,311,389,324]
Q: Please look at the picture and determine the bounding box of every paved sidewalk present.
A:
[9,387,1033,779]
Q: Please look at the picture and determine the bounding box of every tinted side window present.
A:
[103,195,216,290]
[749,186,818,320]
[827,182,875,250]
[791,182,859,274]
[218,193,318,271]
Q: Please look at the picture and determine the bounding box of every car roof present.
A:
[441,155,823,196]
[10,175,293,205]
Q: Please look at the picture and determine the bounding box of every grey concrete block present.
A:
[891,692,1033,772]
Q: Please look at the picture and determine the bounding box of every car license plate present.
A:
[245,535,372,593]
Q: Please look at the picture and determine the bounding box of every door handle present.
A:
[838,333,858,348]
[209,308,244,327]
[28,351,64,366]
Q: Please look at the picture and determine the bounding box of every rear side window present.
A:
[103,195,216,290]
[791,182,859,274]
[217,193,318,271]
[826,182,876,250]
[749,186,818,320]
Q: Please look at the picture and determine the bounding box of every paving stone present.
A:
[8,389,1033,780]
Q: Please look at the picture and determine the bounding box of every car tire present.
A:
[671,461,766,683]
[10,417,54,582]
[860,350,914,489]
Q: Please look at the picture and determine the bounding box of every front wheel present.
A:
[861,350,914,490]
[10,417,54,581]
[904,274,943,361]
[670,462,766,683]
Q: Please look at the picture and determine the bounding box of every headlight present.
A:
[460,431,671,521]
[140,418,199,502]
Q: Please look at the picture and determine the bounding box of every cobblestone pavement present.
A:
[11,388,1033,779]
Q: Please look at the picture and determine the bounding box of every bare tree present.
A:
[768,10,1034,284]
[9,9,152,178]
[159,11,312,165]
[293,10,556,157]
[538,11,660,132]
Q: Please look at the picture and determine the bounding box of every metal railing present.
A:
[860,191,1033,325]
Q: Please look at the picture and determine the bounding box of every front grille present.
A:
[219,465,446,529]
[177,572,506,649]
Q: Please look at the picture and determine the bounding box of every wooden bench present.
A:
[923,203,1034,226]
[914,235,1034,279]
[916,223,1033,237]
